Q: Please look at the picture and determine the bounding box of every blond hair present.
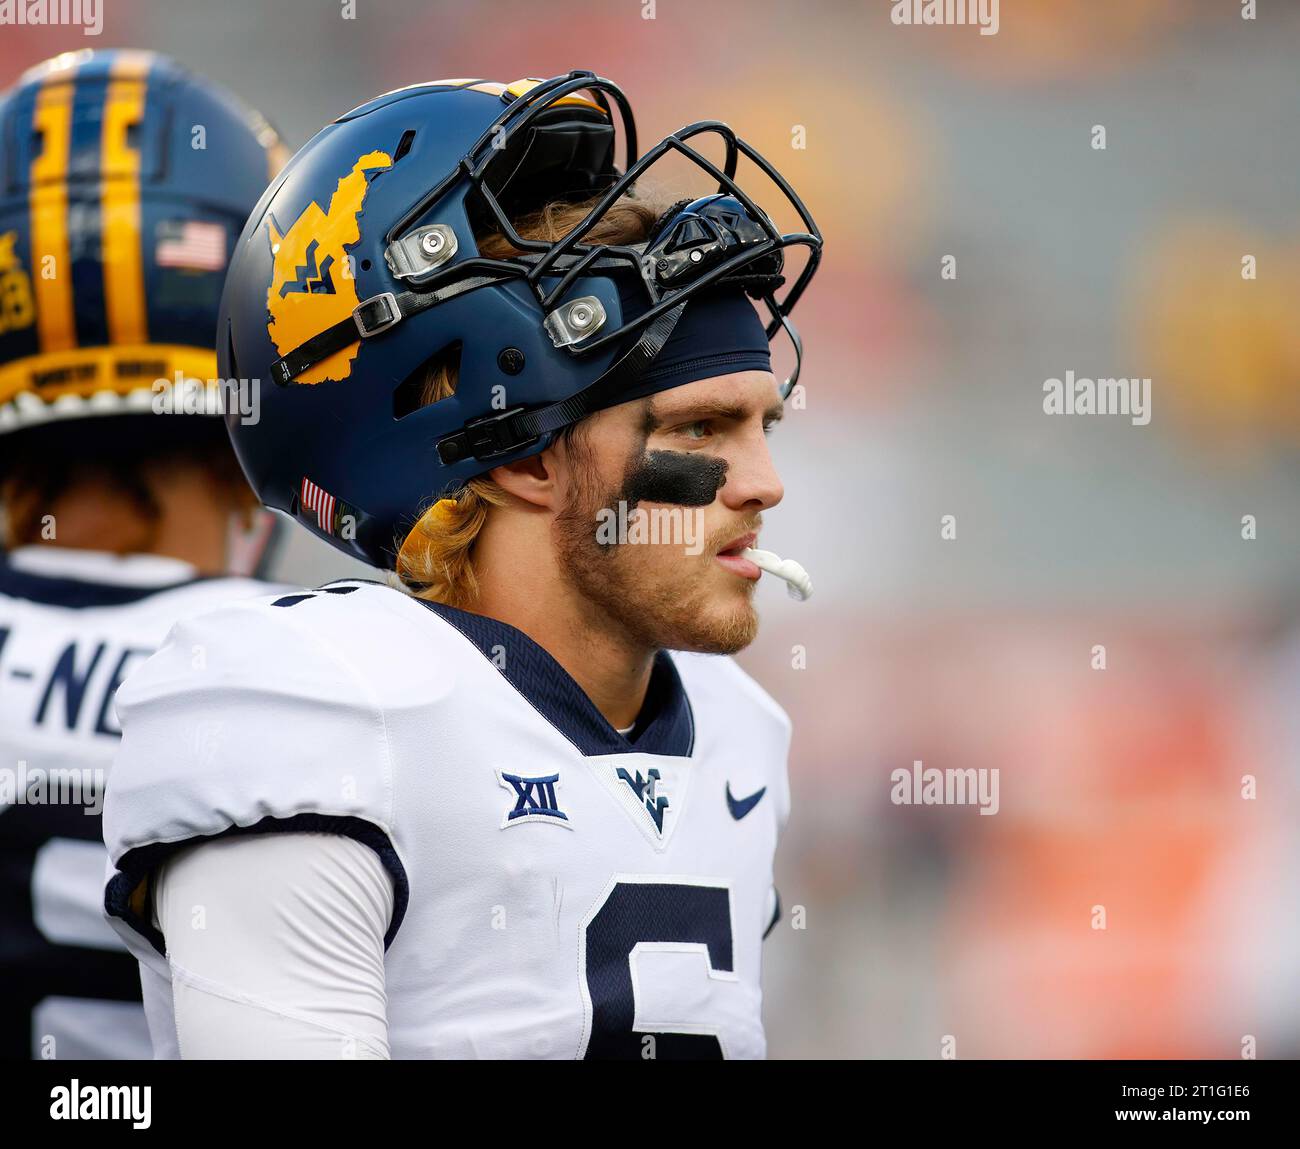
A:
[395,194,667,607]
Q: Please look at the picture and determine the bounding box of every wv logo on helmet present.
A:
[279,239,336,298]
[265,149,392,384]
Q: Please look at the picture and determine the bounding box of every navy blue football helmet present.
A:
[219,71,822,571]
[0,49,286,434]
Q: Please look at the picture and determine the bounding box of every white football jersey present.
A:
[0,546,282,1060]
[104,578,791,1060]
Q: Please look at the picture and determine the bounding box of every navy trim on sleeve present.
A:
[104,813,409,955]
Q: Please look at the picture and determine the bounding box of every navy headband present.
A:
[614,286,773,406]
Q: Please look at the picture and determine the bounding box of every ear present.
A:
[487,448,562,511]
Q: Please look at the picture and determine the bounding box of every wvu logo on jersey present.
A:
[0,230,35,336]
[616,766,669,832]
[265,149,392,384]
[498,770,571,829]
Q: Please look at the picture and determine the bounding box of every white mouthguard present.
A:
[741,547,813,602]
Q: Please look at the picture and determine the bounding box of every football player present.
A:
[0,50,289,1059]
[102,72,822,1059]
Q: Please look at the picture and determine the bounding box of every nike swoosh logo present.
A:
[726,783,767,821]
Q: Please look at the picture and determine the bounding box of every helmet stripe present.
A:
[501,78,603,111]
[27,60,77,354]
[67,67,108,348]
[101,52,151,347]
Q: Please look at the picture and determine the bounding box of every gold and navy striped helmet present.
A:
[0,49,286,434]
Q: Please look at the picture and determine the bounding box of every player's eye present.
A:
[678,420,713,441]
[762,419,778,436]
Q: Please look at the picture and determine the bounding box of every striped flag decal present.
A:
[300,476,336,534]
[155,220,227,271]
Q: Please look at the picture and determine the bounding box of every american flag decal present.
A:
[156,220,228,272]
[300,476,336,534]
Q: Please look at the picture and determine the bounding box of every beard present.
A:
[552,460,760,656]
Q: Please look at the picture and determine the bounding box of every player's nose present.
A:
[720,428,784,513]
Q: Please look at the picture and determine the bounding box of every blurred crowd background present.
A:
[5,0,1299,1058]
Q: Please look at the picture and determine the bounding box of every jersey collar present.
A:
[418,599,695,758]
[0,546,202,607]
[5,546,199,585]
